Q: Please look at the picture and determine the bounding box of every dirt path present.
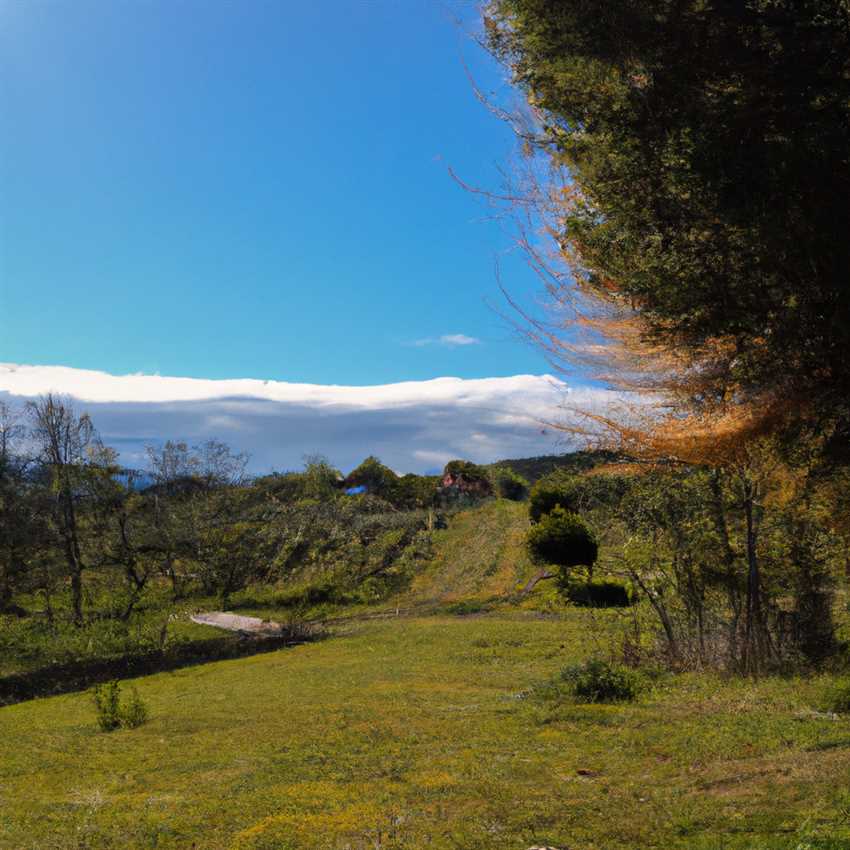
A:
[190,612,284,635]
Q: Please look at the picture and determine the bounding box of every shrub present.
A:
[528,470,581,523]
[526,507,598,570]
[564,578,634,608]
[490,466,529,501]
[121,687,149,728]
[529,470,631,523]
[824,678,850,714]
[561,659,642,703]
[302,582,340,605]
[443,600,489,616]
[92,680,122,731]
[91,680,150,731]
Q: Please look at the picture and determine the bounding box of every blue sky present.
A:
[0,0,552,385]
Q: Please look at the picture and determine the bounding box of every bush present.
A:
[443,600,489,616]
[121,687,149,728]
[490,466,529,501]
[92,680,122,731]
[564,578,634,608]
[302,582,340,605]
[528,470,581,523]
[561,659,642,703]
[526,507,598,570]
[92,680,150,731]
[824,678,850,714]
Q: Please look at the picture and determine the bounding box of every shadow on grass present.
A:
[0,628,321,707]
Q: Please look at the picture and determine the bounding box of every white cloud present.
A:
[439,334,480,347]
[0,363,627,474]
[411,334,481,348]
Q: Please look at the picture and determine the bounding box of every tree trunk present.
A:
[520,569,556,595]
[742,475,767,674]
[708,469,743,666]
[629,568,678,660]
[62,528,84,626]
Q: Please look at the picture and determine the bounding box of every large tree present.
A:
[485,0,850,452]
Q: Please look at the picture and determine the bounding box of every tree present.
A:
[393,473,439,510]
[345,456,398,499]
[526,506,598,580]
[301,455,342,501]
[490,466,529,501]
[146,439,248,492]
[0,403,45,612]
[85,454,163,620]
[145,440,199,494]
[485,0,850,452]
[194,439,249,488]
[26,395,98,625]
[144,439,251,599]
[440,460,493,500]
[528,469,581,523]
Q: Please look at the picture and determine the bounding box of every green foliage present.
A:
[528,469,631,524]
[490,450,623,484]
[92,680,149,731]
[617,462,847,671]
[0,613,172,678]
[194,489,272,608]
[442,599,489,616]
[490,465,529,501]
[824,678,850,715]
[564,577,634,608]
[344,456,398,498]
[487,0,850,439]
[121,686,149,728]
[393,473,439,510]
[488,450,622,485]
[300,455,342,501]
[528,470,581,523]
[443,460,489,482]
[526,506,598,569]
[92,680,122,731]
[560,659,642,703]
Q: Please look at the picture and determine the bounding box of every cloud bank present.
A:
[0,363,618,474]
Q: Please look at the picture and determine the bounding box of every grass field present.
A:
[2,610,850,849]
[3,500,850,849]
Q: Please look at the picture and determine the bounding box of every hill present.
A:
[487,449,624,484]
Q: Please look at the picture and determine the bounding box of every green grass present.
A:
[2,611,850,849]
[402,499,537,605]
[4,499,850,848]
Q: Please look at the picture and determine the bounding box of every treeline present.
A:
[523,453,849,673]
[0,396,531,632]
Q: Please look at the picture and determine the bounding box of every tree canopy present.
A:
[486,0,850,452]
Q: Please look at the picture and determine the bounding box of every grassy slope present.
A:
[402,499,538,605]
[3,500,850,849]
